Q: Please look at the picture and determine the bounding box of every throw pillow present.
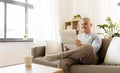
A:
[45,40,62,55]
[104,37,120,64]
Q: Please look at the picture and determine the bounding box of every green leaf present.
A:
[106,16,111,21]
[97,16,120,38]
[76,14,81,17]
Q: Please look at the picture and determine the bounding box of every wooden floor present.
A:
[0,63,63,73]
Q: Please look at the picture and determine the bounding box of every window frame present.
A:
[0,0,33,42]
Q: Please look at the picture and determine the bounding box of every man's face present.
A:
[81,20,92,33]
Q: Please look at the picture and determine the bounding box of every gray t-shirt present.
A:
[77,32,102,53]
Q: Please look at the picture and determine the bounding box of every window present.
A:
[7,4,25,38]
[0,0,33,41]
[13,0,25,2]
[0,2,4,38]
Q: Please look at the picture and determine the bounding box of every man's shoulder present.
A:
[91,32,97,34]
[91,32,102,40]
[77,32,99,37]
[91,32,99,36]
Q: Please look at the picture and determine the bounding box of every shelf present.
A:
[64,19,81,34]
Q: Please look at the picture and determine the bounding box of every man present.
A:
[45,17,102,73]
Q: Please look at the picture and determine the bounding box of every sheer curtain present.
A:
[99,0,120,23]
[33,0,60,45]
[92,0,120,33]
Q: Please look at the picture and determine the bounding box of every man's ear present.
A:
[90,23,92,27]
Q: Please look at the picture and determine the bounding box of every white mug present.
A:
[24,56,33,67]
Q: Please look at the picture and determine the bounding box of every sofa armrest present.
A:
[32,46,45,58]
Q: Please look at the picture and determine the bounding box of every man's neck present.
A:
[84,31,91,34]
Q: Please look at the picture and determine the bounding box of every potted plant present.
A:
[97,16,120,38]
[73,14,81,19]
[23,34,28,40]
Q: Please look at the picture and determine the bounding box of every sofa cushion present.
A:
[33,57,60,67]
[97,38,112,64]
[45,40,62,55]
[70,65,120,73]
[104,37,120,64]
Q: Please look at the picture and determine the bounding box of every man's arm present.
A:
[92,33,102,53]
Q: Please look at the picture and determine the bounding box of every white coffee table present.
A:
[0,63,63,73]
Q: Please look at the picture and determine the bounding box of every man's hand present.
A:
[63,46,70,52]
[76,39,83,46]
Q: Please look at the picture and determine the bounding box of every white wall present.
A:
[58,0,100,32]
[73,0,120,32]
[58,0,74,30]
[57,0,101,31]
[74,0,93,18]
[91,0,101,32]
[0,42,33,67]
[73,0,100,32]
